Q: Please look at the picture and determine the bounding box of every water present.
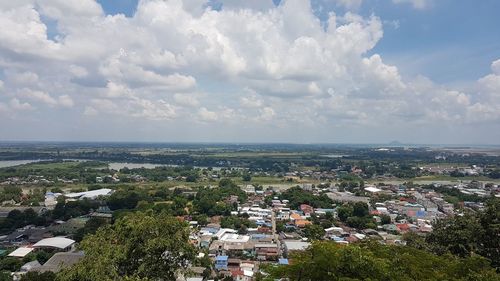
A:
[107,162,224,171]
[0,159,223,171]
[107,162,175,170]
[0,160,43,168]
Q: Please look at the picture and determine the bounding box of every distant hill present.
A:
[388,141,404,146]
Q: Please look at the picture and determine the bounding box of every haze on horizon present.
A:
[0,0,499,145]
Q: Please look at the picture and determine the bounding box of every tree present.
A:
[265,241,500,281]
[21,272,57,281]
[380,214,391,225]
[336,204,353,222]
[352,202,369,217]
[58,211,195,281]
[0,257,23,272]
[242,174,251,182]
[73,217,109,242]
[425,198,500,269]
[303,224,325,240]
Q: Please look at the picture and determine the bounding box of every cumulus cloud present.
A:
[9,98,34,110]
[173,93,200,107]
[0,0,498,142]
[392,0,433,10]
[198,107,218,122]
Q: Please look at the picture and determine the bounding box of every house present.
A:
[283,241,310,254]
[5,227,53,244]
[294,219,312,228]
[33,237,75,251]
[300,204,314,216]
[64,188,113,200]
[242,185,255,194]
[215,255,228,270]
[21,260,41,272]
[32,252,84,273]
[289,213,302,222]
[254,243,279,261]
[8,247,34,258]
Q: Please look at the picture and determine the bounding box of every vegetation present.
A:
[57,211,195,281]
[406,198,500,270]
[265,241,500,280]
[336,201,376,229]
[279,186,334,209]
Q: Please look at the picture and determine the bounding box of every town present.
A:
[0,143,498,280]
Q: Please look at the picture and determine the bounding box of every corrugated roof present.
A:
[8,247,34,257]
[33,237,75,249]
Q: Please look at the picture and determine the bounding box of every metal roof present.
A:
[33,237,75,249]
[8,247,34,257]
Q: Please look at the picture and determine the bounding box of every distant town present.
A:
[0,142,498,280]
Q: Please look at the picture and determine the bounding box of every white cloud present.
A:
[129,99,177,120]
[334,0,363,10]
[198,107,218,122]
[0,0,497,142]
[9,98,34,110]
[258,107,276,121]
[240,94,263,108]
[173,93,199,107]
[18,89,58,106]
[83,106,98,116]
[392,0,433,10]
[491,59,500,75]
[58,95,74,108]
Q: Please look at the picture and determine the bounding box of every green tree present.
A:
[352,202,369,217]
[425,198,500,269]
[265,241,500,281]
[242,174,251,182]
[21,271,57,281]
[58,211,195,281]
[380,214,391,225]
[303,224,325,240]
[336,204,353,222]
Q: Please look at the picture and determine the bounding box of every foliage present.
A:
[192,179,246,216]
[52,199,99,220]
[73,217,109,242]
[279,186,333,209]
[265,241,500,281]
[337,202,375,229]
[220,216,256,233]
[424,198,500,269]
[107,189,150,211]
[302,224,325,240]
[242,174,252,182]
[0,208,48,234]
[380,214,391,225]
[57,211,195,281]
[0,256,23,272]
[21,271,57,281]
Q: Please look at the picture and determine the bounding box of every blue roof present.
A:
[278,258,289,265]
[216,255,228,261]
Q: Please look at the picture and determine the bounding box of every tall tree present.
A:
[57,211,195,281]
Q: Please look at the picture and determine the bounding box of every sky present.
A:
[0,0,499,144]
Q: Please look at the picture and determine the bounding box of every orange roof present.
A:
[396,223,410,231]
[295,219,312,227]
[290,213,302,220]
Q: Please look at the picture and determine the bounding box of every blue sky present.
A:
[0,0,500,144]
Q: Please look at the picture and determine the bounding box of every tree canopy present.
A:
[265,241,499,281]
[57,211,195,281]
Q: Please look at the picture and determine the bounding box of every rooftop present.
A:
[33,237,75,249]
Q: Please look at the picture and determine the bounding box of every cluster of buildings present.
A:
[0,188,115,279]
